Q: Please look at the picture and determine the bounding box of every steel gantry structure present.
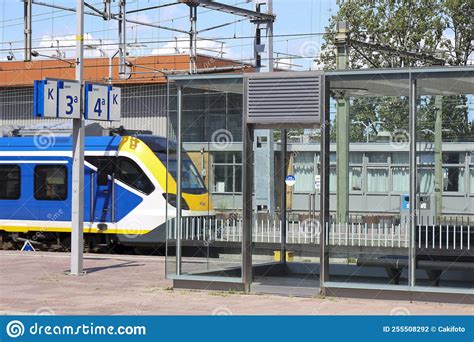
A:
[23,0,275,75]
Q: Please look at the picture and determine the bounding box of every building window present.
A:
[212,152,242,193]
[392,153,409,193]
[368,152,389,164]
[366,152,389,193]
[367,168,389,193]
[392,167,409,193]
[329,167,336,192]
[442,152,465,193]
[418,168,434,193]
[0,165,20,200]
[293,152,315,192]
[443,166,464,192]
[349,167,362,191]
[419,153,434,164]
[349,152,363,192]
[34,165,68,200]
[470,169,474,194]
[392,152,409,165]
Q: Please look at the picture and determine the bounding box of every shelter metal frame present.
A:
[168,66,474,302]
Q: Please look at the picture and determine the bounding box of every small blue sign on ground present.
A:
[20,240,35,252]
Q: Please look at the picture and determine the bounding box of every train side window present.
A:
[34,165,68,201]
[116,157,155,195]
[0,165,20,200]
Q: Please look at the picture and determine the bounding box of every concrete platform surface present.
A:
[0,251,472,315]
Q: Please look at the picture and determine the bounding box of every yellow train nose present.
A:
[182,193,213,212]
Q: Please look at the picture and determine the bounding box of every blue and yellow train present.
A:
[0,134,213,249]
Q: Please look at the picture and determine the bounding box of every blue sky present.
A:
[0,0,338,69]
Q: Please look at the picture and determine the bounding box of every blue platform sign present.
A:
[84,83,121,121]
[33,79,121,121]
[33,79,81,119]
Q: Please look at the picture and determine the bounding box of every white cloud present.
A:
[152,35,230,58]
[274,57,294,70]
[37,33,118,59]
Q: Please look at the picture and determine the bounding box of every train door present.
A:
[88,157,116,226]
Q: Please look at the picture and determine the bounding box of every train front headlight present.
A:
[162,193,189,210]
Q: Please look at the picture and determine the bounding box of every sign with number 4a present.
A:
[85,83,121,121]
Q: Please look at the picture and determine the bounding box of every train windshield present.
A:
[138,135,207,194]
[155,152,206,194]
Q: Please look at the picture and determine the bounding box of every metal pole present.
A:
[108,56,113,84]
[242,121,254,292]
[188,5,197,74]
[280,129,287,263]
[242,76,253,292]
[70,0,85,276]
[319,75,331,294]
[176,85,183,276]
[434,95,443,222]
[335,21,350,224]
[254,2,262,72]
[118,0,127,79]
[267,0,273,72]
[24,0,32,61]
[409,73,417,287]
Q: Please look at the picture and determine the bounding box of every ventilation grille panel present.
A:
[245,72,323,125]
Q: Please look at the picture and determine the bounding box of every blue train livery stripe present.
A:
[0,136,122,152]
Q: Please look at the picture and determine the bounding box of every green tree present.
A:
[320,0,473,142]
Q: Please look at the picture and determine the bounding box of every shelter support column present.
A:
[434,95,443,221]
[335,21,349,224]
[409,75,417,287]
[176,85,183,276]
[242,121,254,292]
[320,76,331,294]
[280,129,287,263]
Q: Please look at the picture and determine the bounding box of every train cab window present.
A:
[116,157,154,195]
[0,165,20,199]
[85,156,116,185]
[34,165,68,200]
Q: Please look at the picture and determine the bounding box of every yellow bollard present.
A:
[274,251,294,262]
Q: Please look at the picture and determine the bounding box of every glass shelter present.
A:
[166,67,474,302]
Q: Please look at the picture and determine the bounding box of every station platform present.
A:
[0,251,472,315]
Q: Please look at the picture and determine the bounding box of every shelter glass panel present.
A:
[166,76,244,284]
[327,73,410,287]
[415,71,474,290]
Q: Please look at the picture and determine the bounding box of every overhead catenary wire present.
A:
[0,31,333,52]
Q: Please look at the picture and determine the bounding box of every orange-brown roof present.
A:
[0,54,252,87]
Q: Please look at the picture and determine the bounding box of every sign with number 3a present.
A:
[33,79,81,119]
[57,81,81,119]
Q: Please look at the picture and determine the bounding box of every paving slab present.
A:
[0,251,472,315]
